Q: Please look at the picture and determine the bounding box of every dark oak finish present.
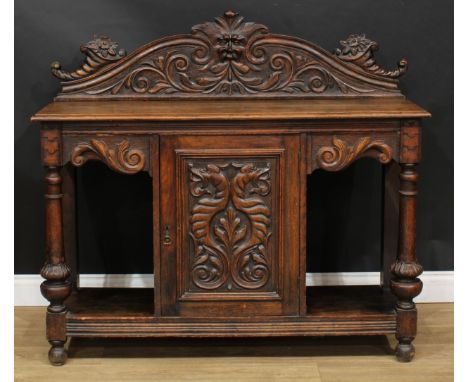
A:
[31,11,430,365]
[63,286,397,336]
[32,98,429,122]
[48,11,407,100]
[381,160,400,290]
[39,128,72,365]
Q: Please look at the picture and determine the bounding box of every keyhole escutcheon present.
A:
[163,225,172,246]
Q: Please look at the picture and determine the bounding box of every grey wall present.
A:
[15,0,453,274]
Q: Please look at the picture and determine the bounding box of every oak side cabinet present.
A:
[31,11,431,365]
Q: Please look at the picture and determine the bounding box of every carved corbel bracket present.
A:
[315,136,393,172]
[70,138,146,174]
[335,34,408,79]
[51,36,126,81]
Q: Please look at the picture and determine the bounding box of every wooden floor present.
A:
[15,304,453,382]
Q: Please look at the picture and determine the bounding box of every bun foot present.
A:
[48,340,67,366]
[395,341,415,362]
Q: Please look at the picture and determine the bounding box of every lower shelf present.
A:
[65,286,396,337]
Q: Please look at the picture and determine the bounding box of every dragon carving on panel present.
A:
[188,161,272,291]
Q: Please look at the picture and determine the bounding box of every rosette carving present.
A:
[70,139,145,174]
[335,34,408,78]
[316,136,393,172]
[51,36,126,81]
[189,162,272,291]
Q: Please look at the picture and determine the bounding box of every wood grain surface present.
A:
[31,11,432,365]
[15,303,453,382]
[49,12,408,100]
[31,98,430,122]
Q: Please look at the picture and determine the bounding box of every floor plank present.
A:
[14,304,453,382]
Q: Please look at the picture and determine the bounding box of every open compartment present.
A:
[66,161,154,315]
[305,159,396,319]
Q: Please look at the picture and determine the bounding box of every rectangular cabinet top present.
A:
[32,98,430,123]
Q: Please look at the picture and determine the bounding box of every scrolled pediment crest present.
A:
[52,11,408,100]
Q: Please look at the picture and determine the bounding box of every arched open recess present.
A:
[75,161,153,280]
[306,157,391,284]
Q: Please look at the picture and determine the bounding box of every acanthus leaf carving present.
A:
[189,161,272,291]
[214,206,247,253]
[316,136,393,172]
[96,23,377,96]
[232,242,270,290]
[391,260,423,279]
[70,139,145,174]
[335,34,408,79]
[54,11,406,99]
[40,262,71,281]
[51,36,126,81]
[191,244,229,290]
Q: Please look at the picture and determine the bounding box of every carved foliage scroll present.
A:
[100,11,374,96]
[70,139,145,174]
[53,11,406,99]
[188,161,273,291]
[316,136,393,172]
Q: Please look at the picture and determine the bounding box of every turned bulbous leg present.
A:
[41,129,72,365]
[390,162,423,362]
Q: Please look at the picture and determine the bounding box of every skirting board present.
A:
[14,271,453,306]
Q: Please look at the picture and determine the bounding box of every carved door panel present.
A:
[159,135,301,317]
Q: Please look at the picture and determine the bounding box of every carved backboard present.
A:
[51,11,408,100]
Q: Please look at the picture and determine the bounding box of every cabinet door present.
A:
[159,134,300,317]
